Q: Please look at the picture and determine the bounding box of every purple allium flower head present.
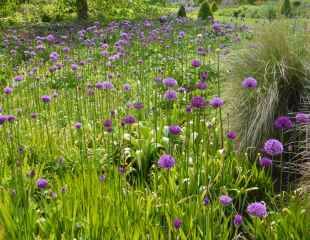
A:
[63,47,70,53]
[179,31,185,38]
[210,96,224,108]
[242,77,257,89]
[14,75,23,82]
[4,87,13,95]
[46,34,55,42]
[233,214,243,226]
[103,119,112,128]
[99,175,106,182]
[133,102,144,110]
[169,125,182,135]
[164,90,177,101]
[49,51,59,62]
[263,139,283,156]
[212,22,222,32]
[196,81,208,90]
[247,202,267,218]
[186,105,192,113]
[71,63,78,71]
[296,112,310,124]
[200,71,208,81]
[74,122,82,129]
[259,157,272,168]
[0,115,7,125]
[219,195,233,206]
[203,196,210,206]
[274,116,293,129]
[227,131,237,140]
[95,81,114,90]
[37,178,48,189]
[41,95,51,103]
[191,96,206,109]
[158,154,176,169]
[191,59,201,68]
[7,115,16,122]
[163,77,177,87]
[173,218,182,230]
[122,115,136,125]
[123,83,131,92]
[118,166,126,175]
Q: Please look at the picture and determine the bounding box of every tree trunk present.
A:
[77,0,88,20]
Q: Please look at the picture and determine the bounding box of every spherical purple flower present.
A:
[259,157,272,168]
[203,196,210,206]
[46,34,55,42]
[133,102,144,110]
[41,95,51,103]
[0,115,8,125]
[247,202,267,218]
[173,218,182,230]
[210,97,224,108]
[158,154,176,169]
[233,214,243,226]
[263,139,283,156]
[200,71,208,81]
[99,175,106,182]
[296,112,310,124]
[37,178,48,189]
[179,31,185,38]
[14,75,23,82]
[227,131,237,140]
[191,59,201,68]
[196,81,208,90]
[191,96,206,109]
[74,122,82,129]
[103,119,112,128]
[95,81,114,90]
[63,47,70,53]
[242,77,257,89]
[7,115,16,122]
[163,77,177,87]
[212,22,222,32]
[4,87,13,95]
[274,116,293,129]
[219,195,233,206]
[49,51,59,62]
[123,83,131,92]
[164,90,177,101]
[71,64,78,71]
[122,115,136,125]
[169,125,182,135]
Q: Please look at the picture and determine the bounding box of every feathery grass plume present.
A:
[224,21,310,152]
[198,1,213,21]
[177,5,186,18]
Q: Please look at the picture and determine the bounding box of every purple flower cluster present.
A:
[263,139,283,156]
[158,154,175,169]
[247,202,267,218]
[274,116,293,129]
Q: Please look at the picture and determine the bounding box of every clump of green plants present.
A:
[198,1,213,21]
[211,1,218,12]
[224,21,310,151]
[177,5,186,17]
[280,0,292,16]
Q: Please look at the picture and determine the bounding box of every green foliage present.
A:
[211,1,218,12]
[224,21,310,151]
[177,5,186,18]
[281,0,292,16]
[198,1,213,21]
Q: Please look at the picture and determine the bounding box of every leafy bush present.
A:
[211,1,218,12]
[280,0,292,17]
[177,5,186,18]
[198,1,213,21]
[224,21,310,151]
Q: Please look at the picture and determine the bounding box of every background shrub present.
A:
[198,1,213,20]
[281,0,292,16]
[177,5,186,17]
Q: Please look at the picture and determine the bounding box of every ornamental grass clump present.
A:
[224,21,310,151]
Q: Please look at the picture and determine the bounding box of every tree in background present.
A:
[77,0,88,19]
[281,0,291,17]
[198,1,213,20]
[177,5,186,17]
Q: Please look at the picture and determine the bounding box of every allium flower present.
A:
[191,96,206,109]
[71,64,78,71]
[242,77,257,89]
[41,95,51,103]
[4,87,13,95]
[63,47,70,53]
[14,75,24,82]
[210,97,224,108]
[191,59,201,68]
[74,122,82,129]
[7,115,16,122]
[122,115,136,125]
[133,102,144,110]
[259,157,272,168]
[296,112,310,124]
[0,115,7,125]
[263,139,283,156]
[158,154,176,169]
[123,83,131,92]
[49,51,59,62]
[200,71,208,81]
[219,195,233,206]
[163,77,177,87]
[164,90,177,101]
[233,214,243,226]
[173,218,182,230]
[274,116,293,129]
[99,175,106,182]
[212,22,221,32]
[203,196,210,206]
[179,31,185,38]
[37,178,48,189]
[196,81,208,90]
[227,131,237,140]
[95,81,114,90]
[247,202,267,218]
[169,125,182,135]
[103,119,112,129]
